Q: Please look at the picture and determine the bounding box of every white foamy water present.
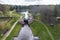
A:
[17,25,34,40]
[24,11,29,20]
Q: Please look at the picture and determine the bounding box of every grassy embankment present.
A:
[0,17,18,39]
[4,14,60,40]
[0,10,23,39]
[32,15,60,40]
[6,23,21,40]
[30,20,52,40]
[45,23,60,40]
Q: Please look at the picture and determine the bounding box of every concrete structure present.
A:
[14,22,39,40]
[14,11,39,40]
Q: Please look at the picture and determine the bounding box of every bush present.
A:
[0,11,3,16]
[0,23,5,30]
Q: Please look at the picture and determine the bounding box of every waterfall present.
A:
[24,11,29,20]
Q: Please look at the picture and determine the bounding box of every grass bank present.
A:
[6,23,21,40]
[45,23,60,40]
[0,17,18,39]
[30,20,51,40]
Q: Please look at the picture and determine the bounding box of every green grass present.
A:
[7,18,18,29]
[6,23,21,40]
[45,23,60,40]
[0,18,8,38]
[5,20,56,40]
[30,20,51,40]
[34,15,60,40]
[0,34,3,40]
[4,19,60,40]
[32,15,60,40]
[0,17,18,39]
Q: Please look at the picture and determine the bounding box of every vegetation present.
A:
[6,20,52,40]
[30,20,60,40]
[0,17,18,39]
[0,18,9,39]
[0,5,60,40]
[6,18,18,30]
[6,23,21,40]
[30,20,51,40]
[0,21,7,39]
[45,23,60,40]
[0,11,3,16]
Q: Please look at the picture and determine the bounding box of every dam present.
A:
[14,11,39,40]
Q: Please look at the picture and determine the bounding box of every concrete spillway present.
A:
[17,25,34,40]
[14,11,39,40]
[14,25,39,40]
